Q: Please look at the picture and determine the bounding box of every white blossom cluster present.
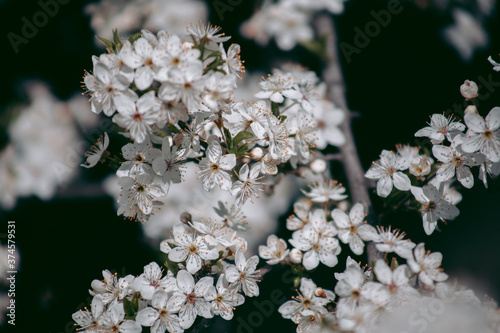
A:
[85,0,208,45]
[0,83,96,209]
[241,0,347,51]
[73,218,261,333]
[364,79,500,234]
[275,243,500,333]
[81,24,345,223]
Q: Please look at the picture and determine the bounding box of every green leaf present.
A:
[112,29,121,47]
[167,123,180,134]
[236,143,249,157]
[271,102,280,118]
[299,33,329,61]
[128,31,142,44]
[165,257,179,276]
[223,127,233,149]
[96,36,114,50]
[232,131,254,147]
[123,295,139,320]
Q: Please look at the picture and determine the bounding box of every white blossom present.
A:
[411,184,460,235]
[365,150,411,198]
[258,234,290,265]
[226,250,260,297]
[407,243,448,289]
[166,270,214,329]
[461,107,500,163]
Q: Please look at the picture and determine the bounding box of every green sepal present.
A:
[167,123,180,134]
[123,293,140,320]
[391,257,399,270]
[223,127,233,149]
[293,276,301,288]
[271,102,280,118]
[112,29,122,48]
[165,257,179,276]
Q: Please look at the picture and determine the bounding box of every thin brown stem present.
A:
[314,14,383,265]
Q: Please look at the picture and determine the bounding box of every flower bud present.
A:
[464,105,478,115]
[460,80,478,100]
[289,249,303,264]
[314,287,327,298]
[180,212,192,224]
[337,200,350,212]
[250,147,264,160]
[182,41,194,50]
[310,159,327,174]
[297,167,309,178]
[409,155,433,176]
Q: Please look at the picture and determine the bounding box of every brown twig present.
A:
[314,14,383,265]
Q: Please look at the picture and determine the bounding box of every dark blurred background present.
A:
[1,0,499,332]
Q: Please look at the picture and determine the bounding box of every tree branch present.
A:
[314,14,383,265]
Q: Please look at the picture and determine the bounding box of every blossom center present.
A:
[135,154,144,162]
[484,130,493,139]
[425,201,436,210]
[136,185,145,192]
[187,293,197,304]
[188,245,198,253]
[134,113,143,122]
[386,167,397,176]
[172,57,180,66]
[452,156,463,166]
[349,225,358,233]
[159,309,169,317]
[210,164,220,171]
[145,58,153,67]
[302,298,312,308]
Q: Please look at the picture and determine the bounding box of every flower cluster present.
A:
[0,83,94,209]
[82,25,345,223]
[258,196,378,271]
[278,247,500,333]
[241,0,347,50]
[364,79,500,234]
[73,217,261,333]
[86,0,208,42]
